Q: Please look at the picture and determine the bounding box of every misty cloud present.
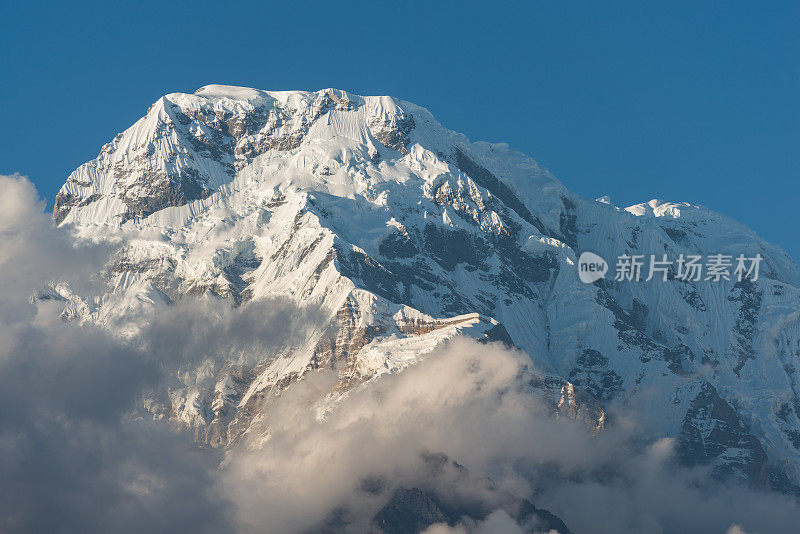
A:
[220,337,800,533]
[2,175,800,533]
[0,174,108,324]
[0,175,233,532]
[139,295,325,370]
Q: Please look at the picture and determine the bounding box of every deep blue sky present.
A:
[2,1,798,258]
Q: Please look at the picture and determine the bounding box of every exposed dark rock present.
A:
[728,280,763,375]
[677,382,768,486]
[53,192,102,225]
[452,148,549,236]
[421,223,489,271]
[336,245,412,306]
[568,349,624,401]
[118,169,214,221]
[371,113,416,155]
[663,344,695,375]
[373,488,449,534]
[678,283,707,311]
[480,323,516,348]
[593,286,665,364]
[221,247,263,304]
[663,226,690,245]
[370,453,570,533]
[379,229,419,259]
[558,195,579,249]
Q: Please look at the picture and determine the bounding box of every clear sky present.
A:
[1,1,798,258]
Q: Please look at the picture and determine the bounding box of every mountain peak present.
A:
[45,83,800,497]
[52,86,561,229]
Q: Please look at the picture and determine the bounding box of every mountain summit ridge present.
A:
[51,85,800,494]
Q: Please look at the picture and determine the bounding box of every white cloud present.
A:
[0,174,107,324]
[1,176,798,534]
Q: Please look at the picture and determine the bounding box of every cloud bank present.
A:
[220,337,800,533]
[2,175,799,534]
[0,175,232,533]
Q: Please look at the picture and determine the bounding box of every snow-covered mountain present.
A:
[51,84,800,496]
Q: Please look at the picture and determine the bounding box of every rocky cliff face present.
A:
[51,85,800,500]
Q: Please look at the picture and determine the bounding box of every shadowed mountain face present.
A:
[309,453,571,534]
[49,85,800,518]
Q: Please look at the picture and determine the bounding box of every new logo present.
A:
[578,251,608,283]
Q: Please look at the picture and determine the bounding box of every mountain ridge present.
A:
[49,84,800,500]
